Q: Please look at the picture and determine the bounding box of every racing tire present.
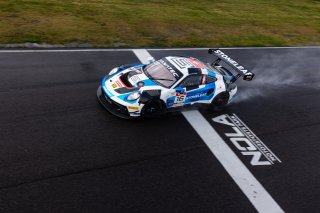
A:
[141,101,166,118]
[210,92,230,111]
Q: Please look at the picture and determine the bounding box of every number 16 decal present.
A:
[175,91,186,104]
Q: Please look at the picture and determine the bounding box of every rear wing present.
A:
[208,49,254,81]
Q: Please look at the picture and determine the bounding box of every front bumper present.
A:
[97,86,140,120]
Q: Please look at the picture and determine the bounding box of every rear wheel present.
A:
[141,101,165,117]
[210,92,230,111]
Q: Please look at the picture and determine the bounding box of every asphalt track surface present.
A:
[0,47,320,212]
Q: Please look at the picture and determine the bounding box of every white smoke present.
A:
[236,50,320,102]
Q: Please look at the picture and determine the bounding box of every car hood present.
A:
[102,66,159,97]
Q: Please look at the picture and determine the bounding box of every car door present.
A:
[174,74,206,105]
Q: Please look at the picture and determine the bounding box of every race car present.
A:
[97,49,254,119]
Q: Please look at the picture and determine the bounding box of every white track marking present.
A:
[182,111,283,213]
[132,49,153,64]
[231,114,282,163]
[133,49,284,213]
[0,46,319,53]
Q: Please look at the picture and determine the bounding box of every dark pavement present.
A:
[0,47,319,212]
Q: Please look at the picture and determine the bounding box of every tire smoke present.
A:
[236,50,320,102]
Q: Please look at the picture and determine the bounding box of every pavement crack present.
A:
[0,145,206,191]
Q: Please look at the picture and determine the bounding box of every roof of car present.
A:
[162,56,208,77]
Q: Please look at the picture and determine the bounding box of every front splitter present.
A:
[97,86,140,120]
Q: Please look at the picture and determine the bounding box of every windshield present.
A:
[143,60,177,88]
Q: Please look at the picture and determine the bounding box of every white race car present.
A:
[97,49,254,119]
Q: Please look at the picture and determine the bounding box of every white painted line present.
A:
[133,48,284,213]
[182,110,284,213]
[231,114,282,163]
[132,49,153,64]
[0,46,319,53]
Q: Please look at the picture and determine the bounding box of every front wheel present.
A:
[141,101,166,117]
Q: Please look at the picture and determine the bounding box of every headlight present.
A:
[127,92,140,101]
[109,67,119,76]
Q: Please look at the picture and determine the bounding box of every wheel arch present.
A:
[139,89,162,104]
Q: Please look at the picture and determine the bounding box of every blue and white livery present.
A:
[97,49,254,119]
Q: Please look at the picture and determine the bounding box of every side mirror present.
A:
[243,72,255,81]
[147,57,155,64]
[176,87,185,94]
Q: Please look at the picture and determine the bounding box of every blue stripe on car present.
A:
[184,83,216,104]
[166,96,176,107]
[101,76,114,98]
[117,93,139,104]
